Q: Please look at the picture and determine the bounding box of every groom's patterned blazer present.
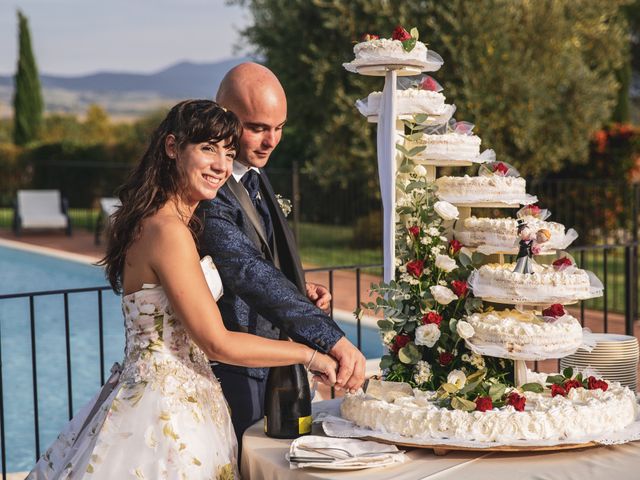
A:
[197,170,345,380]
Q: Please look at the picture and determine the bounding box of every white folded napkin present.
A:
[288,435,406,470]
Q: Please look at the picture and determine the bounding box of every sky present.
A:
[0,0,250,76]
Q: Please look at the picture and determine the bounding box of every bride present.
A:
[27,100,338,479]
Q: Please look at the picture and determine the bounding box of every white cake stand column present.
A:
[378,68,399,283]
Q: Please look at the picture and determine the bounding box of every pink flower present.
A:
[438,352,454,366]
[551,384,567,397]
[542,304,565,318]
[563,379,582,392]
[506,392,526,411]
[421,312,442,326]
[451,280,468,298]
[420,76,438,91]
[493,162,509,176]
[523,205,541,216]
[587,376,609,391]
[475,396,493,412]
[408,226,420,237]
[552,257,573,270]
[391,25,411,41]
[406,260,425,277]
[391,334,410,353]
[449,239,462,254]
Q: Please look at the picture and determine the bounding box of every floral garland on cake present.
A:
[359,118,515,411]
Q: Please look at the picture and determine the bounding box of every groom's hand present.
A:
[329,337,366,393]
[306,282,331,314]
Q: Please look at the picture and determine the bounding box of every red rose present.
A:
[587,376,609,391]
[506,392,526,411]
[475,396,493,412]
[391,25,411,41]
[361,33,379,41]
[542,304,565,318]
[406,259,425,277]
[422,311,442,326]
[408,226,420,237]
[552,257,573,270]
[451,280,468,298]
[563,379,582,392]
[523,205,542,216]
[438,352,454,366]
[493,162,509,176]
[420,76,438,92]
[391,334,411,353]
[449,239,462,254]
[551,384,567,397]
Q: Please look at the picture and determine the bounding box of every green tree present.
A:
[234,0,629,178]
[12,10,44,146]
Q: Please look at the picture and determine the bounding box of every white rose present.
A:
[430,285,458,305]
[381,330,396,345]
[434,201,459,221]
[435,254,457,273]
[414,164,427,176]
[414,323,441,348]
[456,320,475,339]
[447,369,467,389]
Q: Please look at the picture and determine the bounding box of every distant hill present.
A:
[0,57,251,118]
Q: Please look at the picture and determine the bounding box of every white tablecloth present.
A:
[241,399,640,480]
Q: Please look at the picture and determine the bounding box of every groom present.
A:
[197,62,366,451]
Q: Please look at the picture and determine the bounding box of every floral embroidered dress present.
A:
[28,257,238,479]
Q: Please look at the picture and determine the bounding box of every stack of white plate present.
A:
[560,333,639,391]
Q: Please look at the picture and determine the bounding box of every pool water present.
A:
[0,244,381,472]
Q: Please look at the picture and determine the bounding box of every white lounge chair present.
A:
[13,189,71,236]
[94,197,121,245]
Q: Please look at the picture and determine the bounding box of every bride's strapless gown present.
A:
[28,257,239,479]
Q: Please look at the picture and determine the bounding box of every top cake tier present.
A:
[344,38,443,74]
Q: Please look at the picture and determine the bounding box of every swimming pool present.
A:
[0,242,382,472]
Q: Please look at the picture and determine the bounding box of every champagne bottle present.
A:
[264,363,312,439]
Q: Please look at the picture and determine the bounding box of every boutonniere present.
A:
[275,194,292,217]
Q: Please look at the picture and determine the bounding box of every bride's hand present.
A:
[307,351,338,386]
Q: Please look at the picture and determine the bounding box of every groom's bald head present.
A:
[216,63,287,168]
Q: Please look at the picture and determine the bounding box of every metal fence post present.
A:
[625,245,635,336]
[292,161,301,243]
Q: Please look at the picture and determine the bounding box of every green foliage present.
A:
[13,10,43,146]
[234,0,629,180]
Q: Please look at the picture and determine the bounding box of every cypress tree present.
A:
[13,10,43,146]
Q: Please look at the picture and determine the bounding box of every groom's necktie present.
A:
[241,169,274,244]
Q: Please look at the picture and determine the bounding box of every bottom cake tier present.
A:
[340,378,638,444]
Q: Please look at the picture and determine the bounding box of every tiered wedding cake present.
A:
[339,25,638,447]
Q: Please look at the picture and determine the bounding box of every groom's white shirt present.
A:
[232,161,261,182]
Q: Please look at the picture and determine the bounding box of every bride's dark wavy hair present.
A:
[99,99,241,293]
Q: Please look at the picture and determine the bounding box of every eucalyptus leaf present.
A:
[402,38,416,52]
[521,382,544,393]
[489,383,506,401]
[459,252,472,268]
[403,322,416,333]
[471,252,485,265]
[379,355,394,370]
[562,367,574,379]
[451,396,476,412]
[546,375,565,385]
[413,113,429,124]
[377,320,394,330]
[398,343,421,364]
[406,132,424,141]
[441,382,460,394]
[406,145,426,157]
[466,368,487,384]
[395,144,409,156]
